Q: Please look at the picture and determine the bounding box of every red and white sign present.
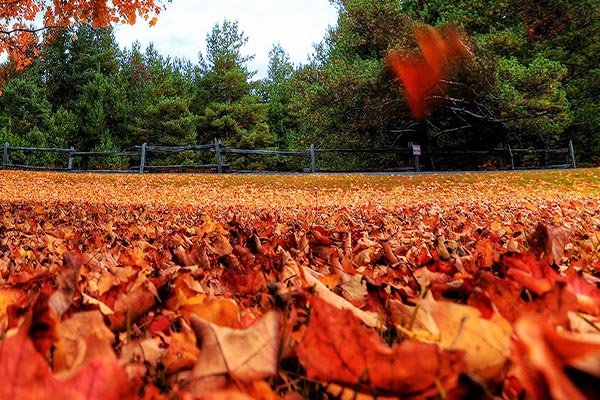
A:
[412,145,421,156]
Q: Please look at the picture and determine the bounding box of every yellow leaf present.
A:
[419,297,512,380]
[182,297,241,329]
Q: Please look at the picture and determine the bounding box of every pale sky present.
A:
[113,0,339,79]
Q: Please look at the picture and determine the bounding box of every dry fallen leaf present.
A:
[53,310,115,373]
[48,252,82,317]
[107,275,160,330]
[81,293,115,315]
[511,317,596,400]
[0,328,132,400]
[0,330,56,400]
[27,292,59,358]
[186,310,280,395]
[302,266,379,328]
[1,170,600,398]
[120,337,165,374]
[419,296,512,380]
[164,326,200,373]
[389,299,440,341]
[502,252,563,295]
[0,287,26,319]
[181,295,241,328]
[296,296,465,397]
[527,223,572,265]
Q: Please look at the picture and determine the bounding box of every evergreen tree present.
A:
[496,56,571,148]
[195,20,273,150]
[121,44,196,148]
[260,43,299,148]
[0,71,52,141]
[290,0,416,154]
[43,24,120,110]
[541,0,600,163]
[73,71,127,150]
[38,24,128,151]
[0,67,68,166]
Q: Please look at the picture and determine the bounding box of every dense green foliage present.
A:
[402,0,598,162]
[0,0,598,169]
[196,20,273,149]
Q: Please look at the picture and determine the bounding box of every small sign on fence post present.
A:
[411,144,421,172]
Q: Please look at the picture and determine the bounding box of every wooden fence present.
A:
[1,139,577,173]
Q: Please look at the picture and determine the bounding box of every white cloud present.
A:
[113,0,339,78]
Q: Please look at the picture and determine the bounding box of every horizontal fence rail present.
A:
[221,149,308,156]
[6,146,73,153]
[1,140,577,174]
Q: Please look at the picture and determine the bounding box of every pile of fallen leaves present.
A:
[1,170,600,399]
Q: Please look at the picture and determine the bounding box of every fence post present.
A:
[508,145,515,170]
[68,147,75,170]
[309,144,316,173]
[2,142,8,169]
[139,143,147,174]
[414,153,420,172]
[214,138,223,174]
[497,144,505,169]
[569,140,576,168]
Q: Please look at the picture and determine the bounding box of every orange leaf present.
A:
[164,327,200,373]
[181,296,241,329]
[296,296,465,397]
[0,288,27,319]
[511,317,595,400]
[0,330,55,399]
[388,26,471,119]
[0,329,131,400]
[502,252,564,295]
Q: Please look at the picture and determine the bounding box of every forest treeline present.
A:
[0,0,598,169]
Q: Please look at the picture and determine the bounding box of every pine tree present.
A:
[260,43,299,148]
[195,20,274,155]
[39,24,128,151]
[121,44,196,148]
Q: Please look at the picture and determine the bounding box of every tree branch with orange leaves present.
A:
[0,0,168,68]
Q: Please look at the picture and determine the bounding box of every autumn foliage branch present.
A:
[0,0,166,68]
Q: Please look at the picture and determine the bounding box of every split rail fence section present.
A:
[1,139,577,173]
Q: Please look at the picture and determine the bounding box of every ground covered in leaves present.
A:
[1,169,600,399]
